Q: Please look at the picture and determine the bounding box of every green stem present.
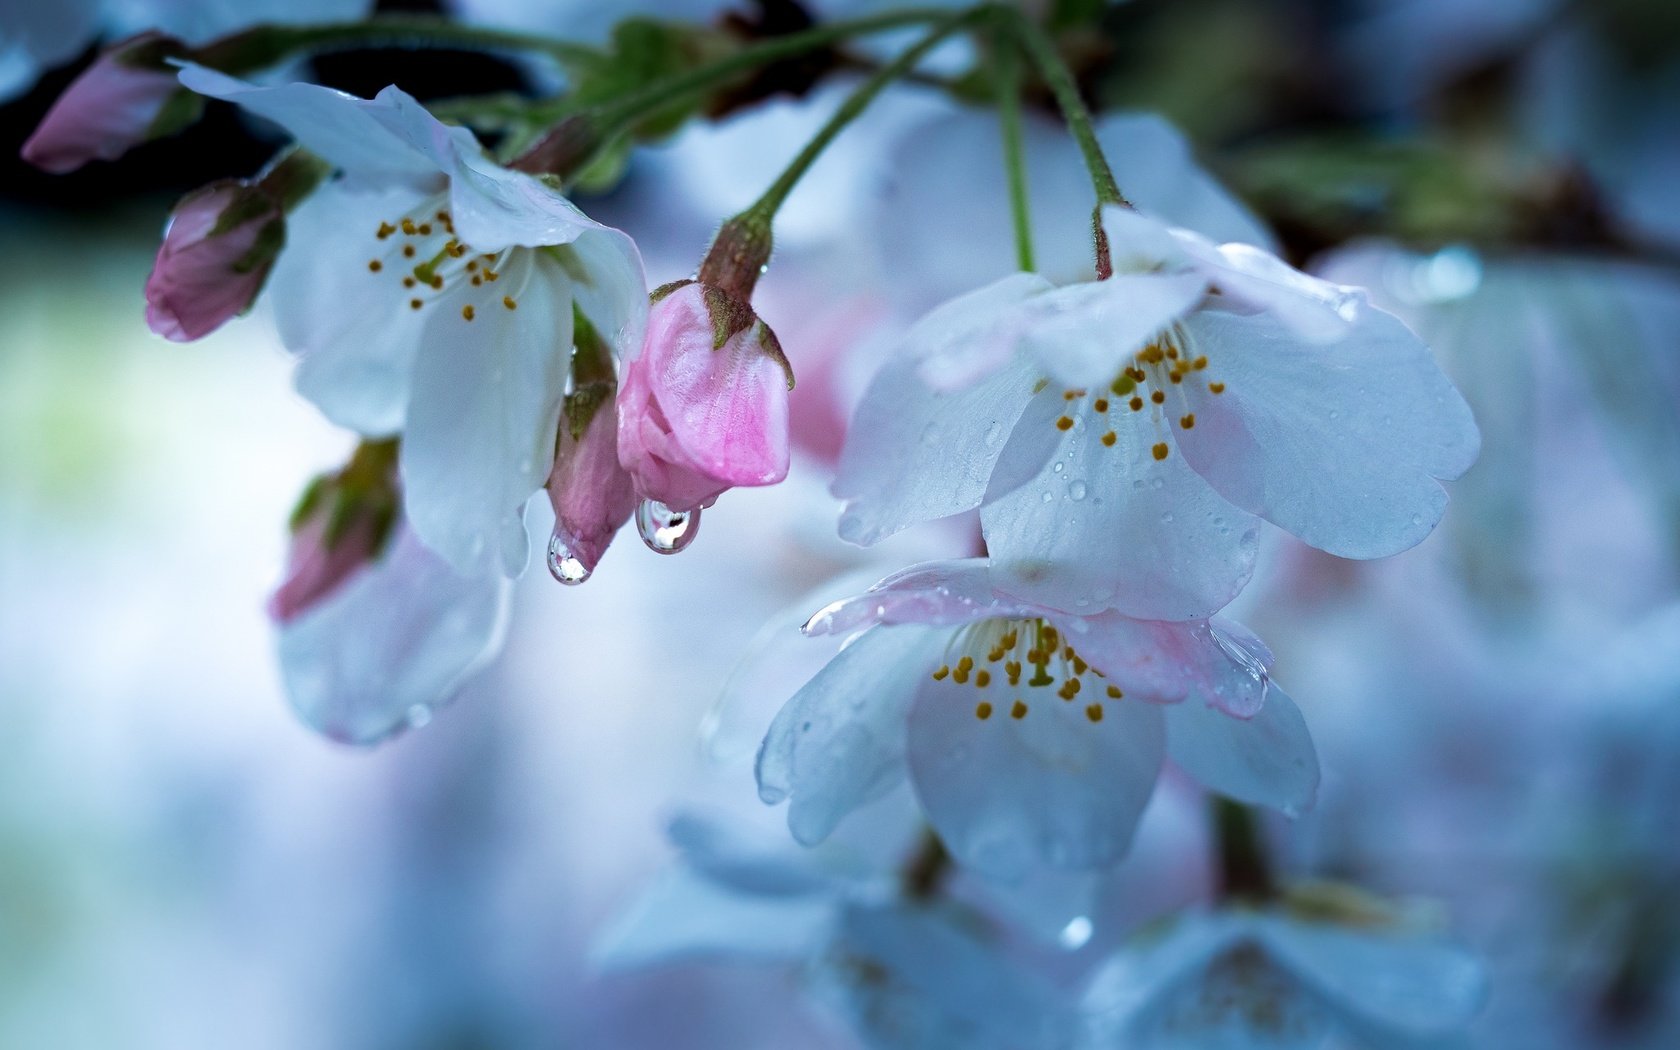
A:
[992,22,1035,273]
[740,10,982,226]
[1006,10,1125,209]
[1212,797,1275,902]
[901,827,953,900]
[195,15,601,72]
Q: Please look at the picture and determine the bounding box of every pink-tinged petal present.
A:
[1175,305,1480,559]
[266,496,383,624]
[802,558,1043,637]
[145,180,281,342]
[756,624,946,845]
[1164,684,1319,816]
[401,250,572,577]
[908,272,1054,391]
[1056,616,1268,715]
[981,388,1259,620]
[546,396,637,576]
[835,353,1041,546]
[277,527,509,745]
[906,663,1166,877]
[176,65,441,186]
[616,283,790,512]
[22,35,183,174]
[1017,272,1209,389]
[267,181,434,435]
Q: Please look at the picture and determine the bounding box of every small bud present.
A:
[546,380,639,579]
[21,33,200,174]
[268,441,399,624]
[145,179,285,341]
[616,281,792,512]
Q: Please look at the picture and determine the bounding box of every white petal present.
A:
[1164,684,1319,816]
[276,528,509,745]
[802,558,1042,638]
[176,65,439,185]
[1259,917,1488,1040]
[1097,113,1278,251]
[906,667,1165,877]
[835,352,1041,546]
[400,251,572,577]
[665,811,836,897]
[981,388,1259,620]
[908,271,1054,391]
[561,226,648,361]
[1172,224,1367,341]
[1098,205,1197,274]
[1176,305,1480,558]
[269,180,433,434]
[756,624,945,845]
[1018,273,1209,389]
[446,146,619,252]
[590,867,832,972]
[1060,616,1268,715]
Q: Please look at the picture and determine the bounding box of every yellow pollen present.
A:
[367,260,382,272]
[1209,382,1226,394]
[471,275,483,286]
[401,219,417,235]
[1181,413,1196,429]
[1093,398,1109,412]
[401,277,415,289]
[932,665,950,681]
[503,296,517,310]
[1151,390,1166,404]
[1107,685,1123,699]
[1192,356,1208,370]
[462,305,475,321]
[418,223,432,235]
[1101,431,1118,447]
[402,245,416,258]
[1128,367,1147,383]
[1129,397,1144,412]
[976,702,993,720]
[1056,416,1075,431]
[1169,373,1183,384]
[376,222,395,239]
[975,669,992,688]
[429,276,444,290]
[1166,346,1179,359]
[485,271,500,282]
[436,210,450,222]
[1063,390,1081,401]
[1140,345,1164,364]
[1010,700,1029,720]
[1086,704,1103,723]
[1152,442,1170,460]
[409,299,423,310]
[466,260,478,271]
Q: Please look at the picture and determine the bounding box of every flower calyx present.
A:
[270,439,401,623]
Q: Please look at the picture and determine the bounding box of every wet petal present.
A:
[757,624,945,845]
[401,251,572,576]
[906,665,1165,877]
[908,271,1054,391]
[546,395,637,576]
[982,391,1259,620]
[446,145,618,252]
[563,226,648,361]
[801,558,1042,638]
[269,180,433,434]
[1017,273,1209,389]
[1060,616,1267,715]
[1164,684,1319,815]
[276,527,509,745]
[591,867,832,972]
[835,353,1040,546]
[1176,305,1480,558]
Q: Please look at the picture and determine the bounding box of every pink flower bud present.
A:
[145,180,283,342]
[268,498,387,624]
[616,281,793,512]
[21,33,189,174]
[546,391,639,582]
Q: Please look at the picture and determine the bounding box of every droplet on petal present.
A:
[636,499,701,554]
[546,531,592,585]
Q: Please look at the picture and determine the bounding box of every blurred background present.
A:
[2,0,1678,1047]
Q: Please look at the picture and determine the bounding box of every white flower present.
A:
[835,207,1479,619]
[178,65,648,576]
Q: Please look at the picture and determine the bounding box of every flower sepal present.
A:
[268,439,400,624]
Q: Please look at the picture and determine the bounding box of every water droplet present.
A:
[405,703,433,729]
[1160,512,1174,523]
[1410,513,1424,526]
[636,499,701,554]
[1149,477,1165,490]
[546,531,591,585]
[1131,479,1145,491]
[1041,490,1054,503]
[1058,916,1094,950]
[1328,409,1340,420]
[1068,480,1088,501]
[1053,462,1065,474]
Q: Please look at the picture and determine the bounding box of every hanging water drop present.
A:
[546,531,591,585]
[1068,480,1088,501]
[637,499,701,554]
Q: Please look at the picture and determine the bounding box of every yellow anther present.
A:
[1056,416,1074,431]
[1010,700,1029,719]
[1072,655,1088,674]
[485,271,500,282]
[1063,390,1081,401]
[1066,678,1081,695]
[1001,631,1017,648]
[1192,356,1208,370]
[1106,685,1123,699]
[1151,390,1166,404]
[932,665,950,681]
[418,223,432,235]
[376,222,396,239]
[1169,373,1183,384]
[976,702,993,720]
[1101,431,1118,447]
[1093,398,1109,412]
[953,666,970,684]
[1086,704,1103,723]
[503,296,517,311]
[1129,397,1144,412]
[975,669,992,688]
[429,276,444,290]
[1180,413,1196,429]
[471,275,483,286]
[1209,382,1226,394]
[402,245,416,258]
[1152,443,1169,460]
[466,260,478,271]
[409,299,423,310]
[368,260,382,272]
[462,305,475,321]
[401,219,417,235]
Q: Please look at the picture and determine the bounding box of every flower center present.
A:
[929,618,1122,724]
[1050,328,1226,460]
[364,195,525,321]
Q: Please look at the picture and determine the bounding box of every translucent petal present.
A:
[276,528,509,745]
[801,558,1041,638]
[1164,684,1319,816]
[1061,616,1267,714]
[590,867,831,972]
[400,251,571,577]
[907,271,1054,391]
[1017,273,1209,389]
[1175,305,1480,558]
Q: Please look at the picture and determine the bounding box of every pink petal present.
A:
[22,34,183,174]
[144,181,281,342]
[547,395,638,574]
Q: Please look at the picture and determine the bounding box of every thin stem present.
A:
[1212,797,1274,902]
[1006,10,1126,209]
[901,827,953,900]
[592,7,962,130]
[992,22,1035,273]
[741,10,981,226]
[195,15,601,72]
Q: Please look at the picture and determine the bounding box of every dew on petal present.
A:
[546,531,591,585]
[636,499,701,554]
[1058,916,1094,950]
[1068,480,1088,501]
